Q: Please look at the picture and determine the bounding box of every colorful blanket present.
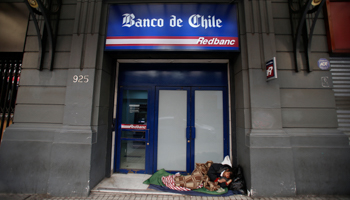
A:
[162,174,203,191]
[143,168,230,195]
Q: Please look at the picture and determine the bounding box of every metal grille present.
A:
[330,57,350,142]
[0,59,22,143]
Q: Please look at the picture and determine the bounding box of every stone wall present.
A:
[234,0,350,196]
[0,0,113,196]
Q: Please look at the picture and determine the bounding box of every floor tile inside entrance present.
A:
[92,173,151,192]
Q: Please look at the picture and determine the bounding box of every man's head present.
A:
[223,169,232,179]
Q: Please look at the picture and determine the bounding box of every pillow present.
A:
[221,155,232,167]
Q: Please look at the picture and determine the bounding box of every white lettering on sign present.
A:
[122,13,164,27]
[170,15,183,27]
[188,14,222,29]
[121,124,147,130]
[122,13,135,27]
[197,37,235,45]
[73,75,89,83]
[121,13,223,29]
[267,66,274,76]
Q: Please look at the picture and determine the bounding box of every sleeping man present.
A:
[207,163,233,189]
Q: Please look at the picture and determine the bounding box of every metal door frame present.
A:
[114,86,155,174]
[154,86,229,174]
[112,59,233,174]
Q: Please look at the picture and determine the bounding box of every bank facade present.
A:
[0,0,350,197]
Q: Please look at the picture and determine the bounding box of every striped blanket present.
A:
[161,174,204,191]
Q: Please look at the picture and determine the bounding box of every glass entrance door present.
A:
[156,88,190,172]
[192,88,227,165]
[115,87,154,174]
[156,87,228,173]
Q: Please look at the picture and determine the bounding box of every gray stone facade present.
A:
[0,0,349,197]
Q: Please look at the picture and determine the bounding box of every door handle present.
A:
[145,129,150,143]
[186,126,196,141]
[186,127,191,140]
[191,127,196,139]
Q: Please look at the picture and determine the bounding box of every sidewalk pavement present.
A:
[1,192,350,200]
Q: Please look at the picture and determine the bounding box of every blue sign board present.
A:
[105,4,239,51]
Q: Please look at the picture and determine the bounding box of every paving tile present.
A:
[2,193,350,200]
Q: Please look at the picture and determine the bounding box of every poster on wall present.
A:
[105,3,239,51]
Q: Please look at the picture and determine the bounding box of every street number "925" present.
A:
[73,75,89,83]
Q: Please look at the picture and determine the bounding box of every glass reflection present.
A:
[122,90,148,125]
[120,140,145,170]
[120,90,148,170]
